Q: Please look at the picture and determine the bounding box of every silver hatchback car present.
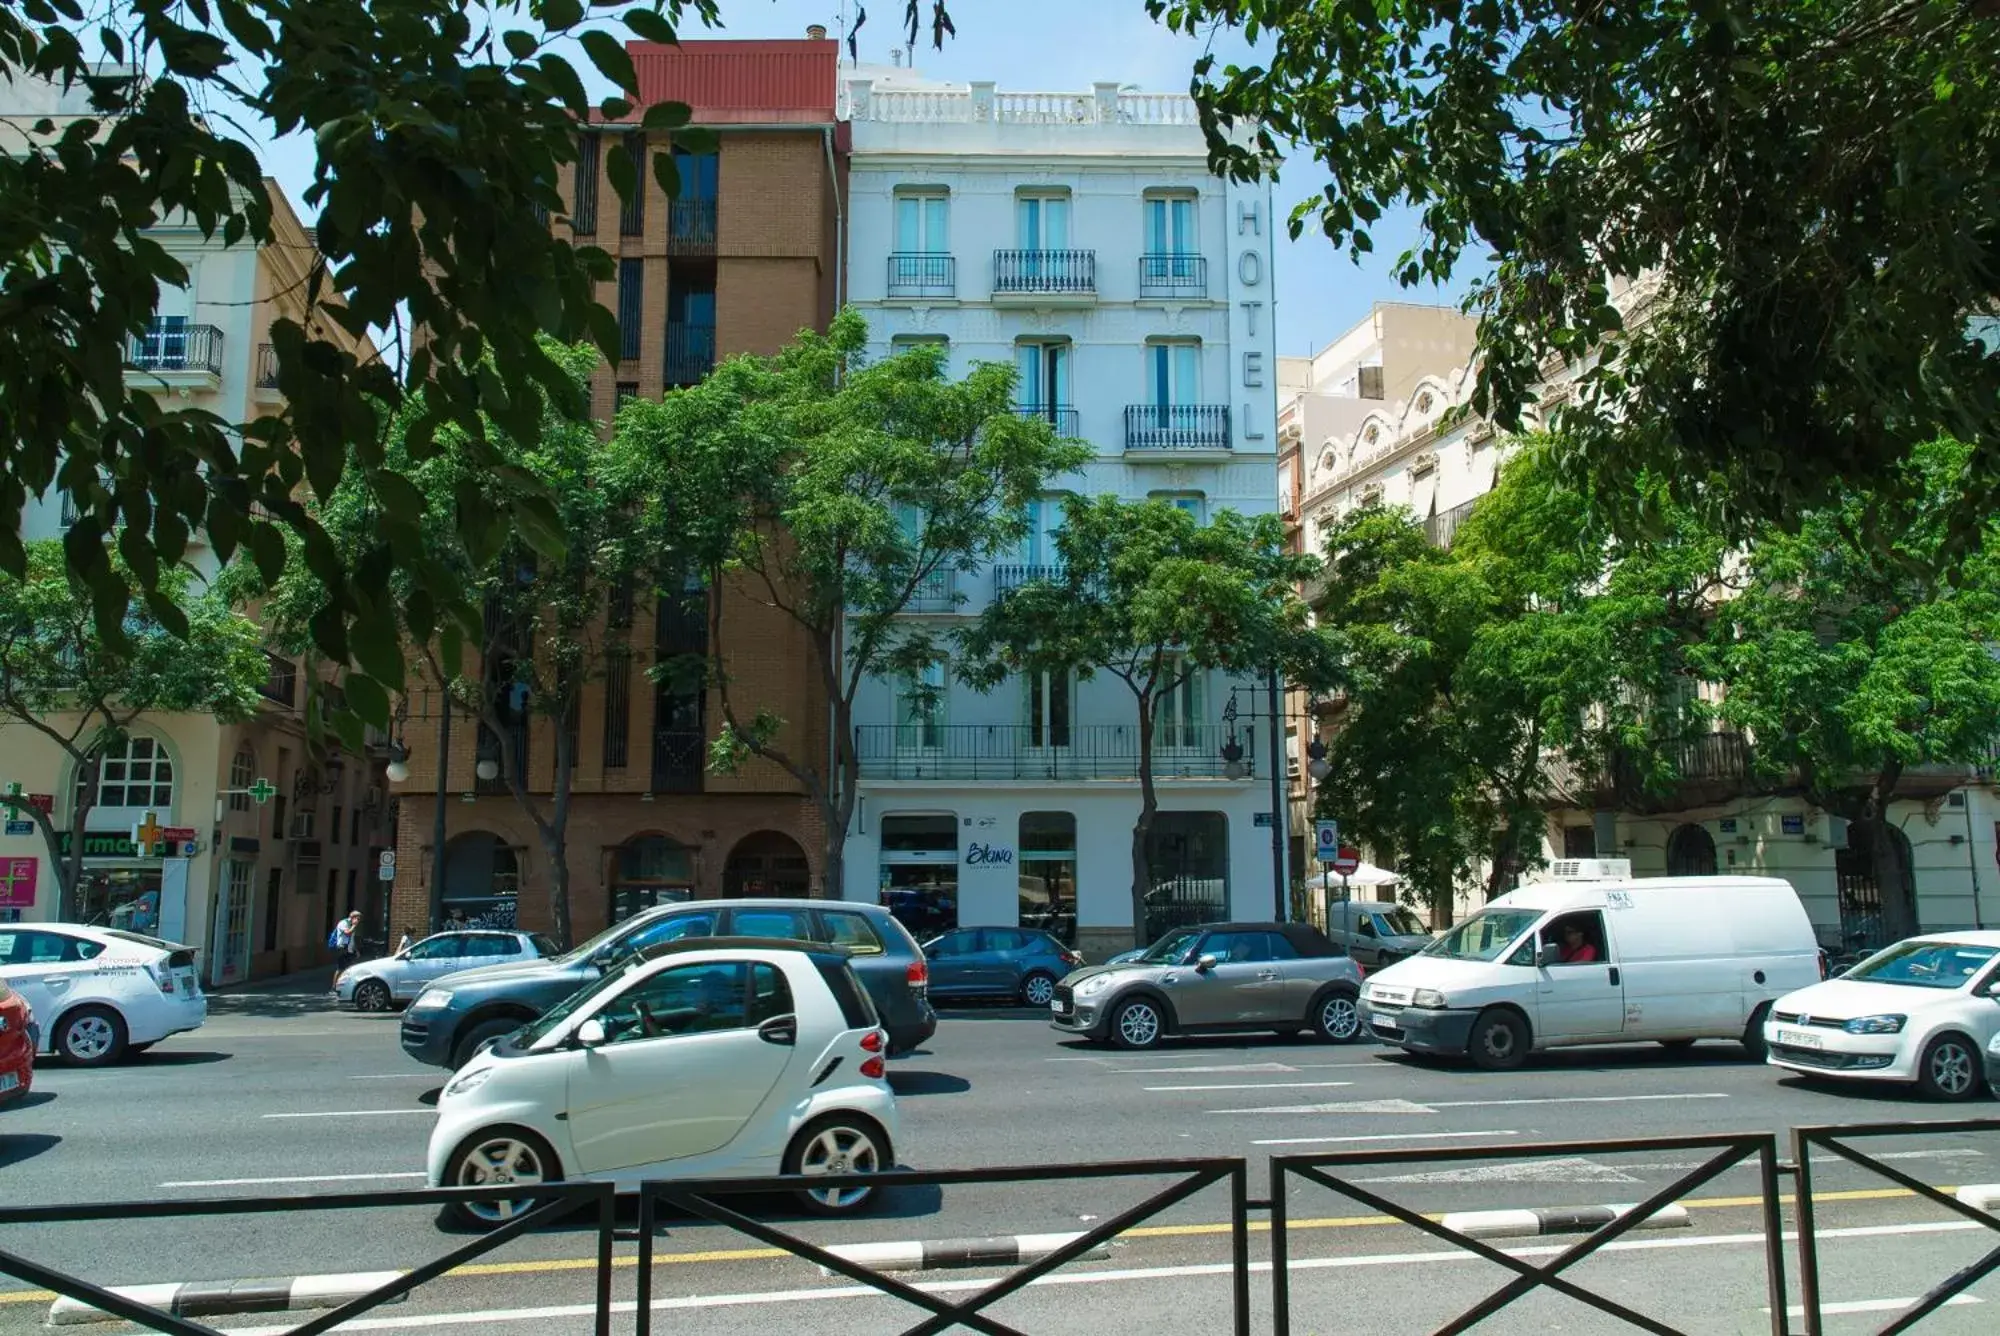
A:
[335,930,557,1011]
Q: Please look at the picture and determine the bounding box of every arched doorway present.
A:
[440,831,520,929]
[723,831,812,899]
[1665,823,1718,877]
[1835,822,1915,957]
[610,834,694,923]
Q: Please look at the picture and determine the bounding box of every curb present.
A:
[1956,1183,2000,1212]
[48,1272,406,1326]
[817,1232,1112,1276]
[1440,1202,1692,1241]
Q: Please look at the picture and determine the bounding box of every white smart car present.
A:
[427,938,899,1228]
[1765,932,2000,1100]
[0,923,206,1065]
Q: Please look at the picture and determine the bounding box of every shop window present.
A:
[612,834,694,923]
[878,814,958,937]
[1019,812,1076,946]
[1143,811,1229,941]
[440,831,521,929]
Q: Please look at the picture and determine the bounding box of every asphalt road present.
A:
[4,978,2000,1333]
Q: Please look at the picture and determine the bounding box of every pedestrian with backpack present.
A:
[330,911,362,971]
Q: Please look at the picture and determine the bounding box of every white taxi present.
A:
[1765,932,2000,1100]
[0,924,207,1065]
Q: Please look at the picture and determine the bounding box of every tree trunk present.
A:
[62,750,102,922]
[822,693,854,901]
[1128,700,1159,948]
[428,692,451,936]
[1861,810,1919,942]
[544,712,575,948]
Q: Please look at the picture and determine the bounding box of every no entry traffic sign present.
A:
[1331,847,1360,877]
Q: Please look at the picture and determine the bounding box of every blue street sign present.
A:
[4,820,32,837]
[1314,820,1340,862]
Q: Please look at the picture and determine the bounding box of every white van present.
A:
[1360,861,1822,1070]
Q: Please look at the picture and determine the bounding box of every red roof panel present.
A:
[630,39,838,124]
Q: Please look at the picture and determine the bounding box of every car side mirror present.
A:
[575,1018,607,1048]
[1196,954,1218,973]
[1537,945,1561,968]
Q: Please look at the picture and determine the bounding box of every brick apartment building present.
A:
[386,36,844,943]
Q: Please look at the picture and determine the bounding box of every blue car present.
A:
[921,928,1084,1007]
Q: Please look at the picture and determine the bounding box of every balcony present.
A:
[886,253,955,299]
[668,198,717,254]
[1545,732,1759,812]
[254,343,282,397]
[1124,404,1231,454]
[993,250,1096,303]
[127,322,224,385]
[664,320,716,387]
[1138,254,1207,299]
[905,568,960,614]
[650,729,705,793]
[992,564,1064,597]
[1013,405,1079,437]
[857,724,1257,782]
[257,651,298,707]
[1426,497,1479,548]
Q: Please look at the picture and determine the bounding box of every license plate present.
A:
[1368,1014,1399,1033]
[1776,1027,1823,1050]
[1051,1000,1069,1014]
[0,1071,18,1093]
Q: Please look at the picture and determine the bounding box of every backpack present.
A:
[327,927,344,949]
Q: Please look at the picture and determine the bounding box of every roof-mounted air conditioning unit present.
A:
[1543,858,1633,882]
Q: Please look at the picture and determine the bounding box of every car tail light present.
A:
[860,1056,885,1079]
[860,1029,884,1053]
[146,963,175,995]
[905,960,928,990]
[1063,951,1083,968]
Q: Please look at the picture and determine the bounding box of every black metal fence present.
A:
[994,248,1096,296]
[1124,403,1231,452]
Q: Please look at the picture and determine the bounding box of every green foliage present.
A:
[1697,437,2000,936]
[0,0,954,720]
[614,308,1087,896]
[1154,0,2000,546]
[962,495,1331,934]
[1311,441,1724,911]
[0,542,266,916]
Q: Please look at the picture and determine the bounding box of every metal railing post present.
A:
[636,1185,655,1336]
[1792,1129,1823,1336]
[1269,1159,1292,1336]
[594,1185,615,1336]
[1759,1141,1792,1336]
[1230,1161,1251,1336]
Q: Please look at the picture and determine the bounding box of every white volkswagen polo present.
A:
[0,923,206,1065]
[427,938,899,1228]
[1765,932,2000,1100]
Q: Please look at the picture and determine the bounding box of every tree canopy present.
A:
[0,0,954,729]
[0,543,266,918]
[613,307,1087,898]
[962,496,1331,939]
[1155,0,2000,547]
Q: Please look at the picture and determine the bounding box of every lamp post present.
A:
[1220,682,1293,921]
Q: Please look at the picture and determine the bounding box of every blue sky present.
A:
[250,0,1475,356]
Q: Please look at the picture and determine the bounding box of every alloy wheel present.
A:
[1022,975,1056,1007]
[354,980,392,1012]
[1931,1041,1976,1097]
[797,1124,881,1209]
[454,1136,546,1222]
[1320,995,1361,1041]
[64,1014,116,1062]
[1118,1002,1161,1048]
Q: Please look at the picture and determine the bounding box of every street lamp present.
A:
[474,757,500,783]
[1220,736,1247,781]
[384,745,411,785]
[1307,737,1331,783]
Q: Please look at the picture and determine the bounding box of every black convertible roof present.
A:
[1190,922,1340,959]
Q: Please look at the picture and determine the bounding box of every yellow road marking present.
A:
[0,1182,1961,1302]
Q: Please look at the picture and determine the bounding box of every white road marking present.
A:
[159,1172,427,1188]
[213,1217,1992,1334]
[1777,1296,1979,1317]
[1223,1092,1729,1115]
[1143,1081,1355,1092]
[1122,1062,1301,1075]
[348,1074,431,1080]
[260,1110,434,1120]
[1356,1155,1640,1186]
[1254,1130,1521,1147]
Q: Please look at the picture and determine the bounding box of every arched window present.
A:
[1665,823,1718,877]
[228,745,256,812]
[77,735,174,812]
[723,830,811,899]
[612,834,695,922]
[440,831,521,930]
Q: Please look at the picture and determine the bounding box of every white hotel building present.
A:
[837,72,1284,959]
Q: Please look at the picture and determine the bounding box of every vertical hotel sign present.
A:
[1227,182,1275,449]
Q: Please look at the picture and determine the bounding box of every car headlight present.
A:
[444,1068,492,1098]
[1076,974,1116,996]
[1843,1014,1906,1035]
[411,989,454,1012]
[1411,988,1450,1010]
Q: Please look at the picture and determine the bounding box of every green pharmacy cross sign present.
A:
[240,778,278,805]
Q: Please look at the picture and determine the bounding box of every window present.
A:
[263,868,281,951]
[1151,491,1205,523]
[1147,341,1201,406]
[1541,911,1609,965]
[1143,811,1229,941]
[672,149,718,201]
[82,735,174,810]
[926,929,975,958]
[0,930,104,964]
[895,662,946,749]
[345,868,358,913]
[614,382,640,409]
[596,961,748,1043]
[1014,340,1071,411]
[1016,192,1070,250]
[1019,812,1076,945]
[622,910,716,957]
[1024,669,1072,748]
[748,963,794,1024]
[572,132,601,236]
[1013,495,1067,568]
[890,333,949,364]
[467,934,518,957]
[618,131,646,236]
[228,746,255,812]
[894,190,949,253]
[1204,930,1294,964]
[603,646,631,769]
[407,935,468,961]
[819,910,885,954]
[617,258,644,362]
[1154,656,1205,749]
[330,806,343,848]
[1145,193,1198,256]
[728,907,815,941]
[350,808,361,846]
